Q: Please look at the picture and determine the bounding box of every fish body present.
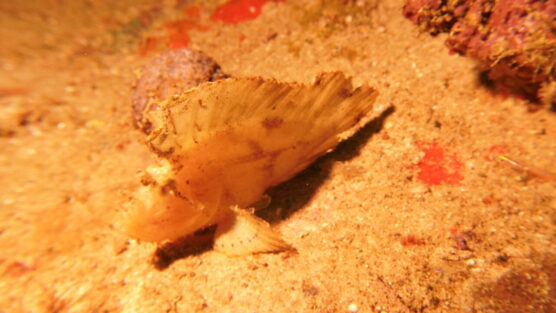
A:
[125,72,378,254]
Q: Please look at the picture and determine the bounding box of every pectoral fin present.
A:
[214,206,292,255]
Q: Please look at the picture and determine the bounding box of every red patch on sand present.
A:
[211,0,285,24]
[183,6,202,18]
[401,235,425,246]
[416,142,464,185]
[138,0,285,54]
[138,5,208,55]
[165,20,209,49]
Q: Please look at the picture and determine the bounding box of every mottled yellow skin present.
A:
[124,72,378,250]
[127,120,332,242]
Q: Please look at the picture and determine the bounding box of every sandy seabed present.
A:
[0,1,555,312]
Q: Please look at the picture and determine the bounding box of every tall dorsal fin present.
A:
[145,72,378,159]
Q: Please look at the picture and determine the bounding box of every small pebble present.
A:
[3,198,14,205]
[409,185,429,195]
[348,303,359,312]
[64,85,76,94]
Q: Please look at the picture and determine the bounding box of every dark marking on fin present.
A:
[262,117,284,129]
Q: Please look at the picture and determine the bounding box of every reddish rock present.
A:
[132,49,228,133]
[403,0,556,107]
